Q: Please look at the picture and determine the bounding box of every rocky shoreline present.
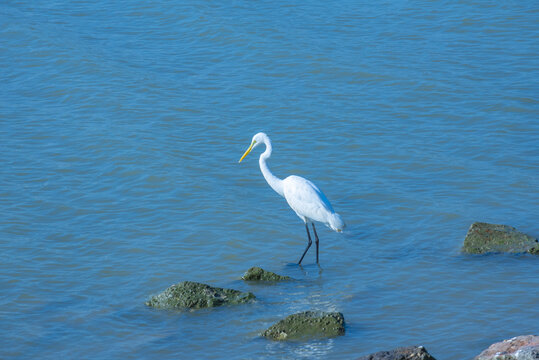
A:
[145,222,537,358]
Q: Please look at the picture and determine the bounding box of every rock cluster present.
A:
[145,221,537,357]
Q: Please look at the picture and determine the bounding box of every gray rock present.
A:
[262,311,345,341]
[514,347,539,360]
[474,335,539,360]
[242,266,292,281]
[145,281,255,310]
[357,346,437,360]
[462,222,539,255]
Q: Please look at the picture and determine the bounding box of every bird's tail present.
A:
[328,212,345,233]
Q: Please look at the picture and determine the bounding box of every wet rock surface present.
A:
[242,266,292,281]
[356,346,437,360]
[474,335,539,360]
[462,222,539,254]
[145,281,255,310]
[262,311,345,341]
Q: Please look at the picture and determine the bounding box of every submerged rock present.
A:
[474,335,539,360]
[145,281,255,310]
[262,311,345,341]
[357,346,437,360]
[242,267,292,281]
[462,222,539,255]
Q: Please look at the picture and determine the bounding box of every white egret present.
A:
[239,132,345,265]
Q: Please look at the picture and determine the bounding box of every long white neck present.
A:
[259,136,285,197]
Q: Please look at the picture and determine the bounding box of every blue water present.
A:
[1,1,538,359]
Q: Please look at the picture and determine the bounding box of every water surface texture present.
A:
[1,1,538,359]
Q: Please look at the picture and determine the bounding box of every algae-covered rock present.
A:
[145,281,255,310]
[242,267,292,281]
[462,222,539,255]
[473,335,539,360]
[262,311,345,341]
[357,346,437,360]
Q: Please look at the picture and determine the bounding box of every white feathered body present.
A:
[282,175,344,232]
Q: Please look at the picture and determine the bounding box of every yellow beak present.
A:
[238,141,255,163]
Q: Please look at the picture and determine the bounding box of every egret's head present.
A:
[239,132,268,163]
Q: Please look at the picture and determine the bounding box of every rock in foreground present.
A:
[242,267,292,281]
[462,222,539,255]
[146,281,255,310]
[474,335,539,360]
[262,311,345,341]
[357,346,437,360]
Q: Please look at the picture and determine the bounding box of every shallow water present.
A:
[1,1,538,359]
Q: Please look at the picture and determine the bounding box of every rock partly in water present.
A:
[145,281,255,310]
[474,335,539,360]
[242,267,292,281]
[262,311,345,341]
[462,222,539,255]
[357,346,437,360]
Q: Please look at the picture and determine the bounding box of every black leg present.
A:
[312,223,320,264]
[298,223,312,265]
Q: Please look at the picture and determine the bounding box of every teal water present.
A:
[1,1,538,359]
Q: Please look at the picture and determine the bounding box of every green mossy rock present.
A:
[462,222,539,255]
[145,281,255,310]
[242,267,292,281]
[262,311,345,341]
